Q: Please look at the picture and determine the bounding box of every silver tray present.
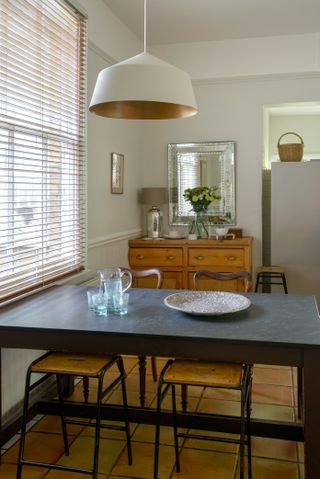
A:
[164,291,251,316]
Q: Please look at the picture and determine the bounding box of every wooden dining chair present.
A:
[176,270,253,412]
[121,267,164,407]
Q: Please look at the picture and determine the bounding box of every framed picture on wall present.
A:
[111,152,124,194]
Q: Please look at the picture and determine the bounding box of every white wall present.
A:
[76,0,141,61]
[61,6,320,278]
[76,0,145,279]
[86,45,144,275]
[142,75,320,272]
[142,30,320,272]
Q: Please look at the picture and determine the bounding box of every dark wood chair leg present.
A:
[138,355,147,407]
[83,376,89,403]
[151,356,157,382]
[181,384,188,412]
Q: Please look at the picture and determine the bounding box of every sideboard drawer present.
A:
[188,248,245,267]
[129,248,183,267]
[128,238,252,291]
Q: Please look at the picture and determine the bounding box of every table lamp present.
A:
[140,187,167,238]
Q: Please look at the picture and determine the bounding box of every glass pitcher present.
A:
[98,268,132,308]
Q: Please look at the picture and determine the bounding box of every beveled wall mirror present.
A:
[168,141,235,226]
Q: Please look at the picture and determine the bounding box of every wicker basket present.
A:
[277,132,304,162]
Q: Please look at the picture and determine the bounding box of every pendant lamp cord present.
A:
[144,0,147,52]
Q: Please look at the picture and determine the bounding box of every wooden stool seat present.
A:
[256,266,285,274]
[31,352,113,376]
[163,360,243,388]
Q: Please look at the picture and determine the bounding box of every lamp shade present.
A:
[140,187,167,205]
[89,52,197,120]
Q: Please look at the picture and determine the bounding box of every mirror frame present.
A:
[168,141,236,226]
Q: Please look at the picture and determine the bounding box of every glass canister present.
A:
[147,206,161,238]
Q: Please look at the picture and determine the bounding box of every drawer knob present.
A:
[136,255,145,260]
[227,256,236,261]
[166,255,175,260]
[195,255,205,260]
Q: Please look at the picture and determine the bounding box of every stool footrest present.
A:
[178,431,249,445]
[20,459,92,475]
[65,417,128,433]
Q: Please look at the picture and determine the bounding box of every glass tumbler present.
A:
[112,293,130,315]
[91,292,108,316]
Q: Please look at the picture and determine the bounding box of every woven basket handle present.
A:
[278,132,304,147]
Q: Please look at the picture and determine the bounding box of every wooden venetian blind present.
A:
[0,0,87,301]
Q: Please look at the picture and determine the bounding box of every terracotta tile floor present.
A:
[0,357,304,479]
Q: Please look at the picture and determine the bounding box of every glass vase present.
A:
[189,212,208,239]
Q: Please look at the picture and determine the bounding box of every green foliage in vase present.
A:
[183,186,221,213]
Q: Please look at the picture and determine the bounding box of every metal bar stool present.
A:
[154,359,252,479]
[254,266,288,293]
[17,352,132,479]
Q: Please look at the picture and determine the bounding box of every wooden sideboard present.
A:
[128,237,252,291]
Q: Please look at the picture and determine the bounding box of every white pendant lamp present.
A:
[89,0,198,120]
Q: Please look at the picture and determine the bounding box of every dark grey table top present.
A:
[0,285,320,349]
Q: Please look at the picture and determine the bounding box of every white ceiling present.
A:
[102,0,320,45]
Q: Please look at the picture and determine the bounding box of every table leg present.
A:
[82,377,89,403]
[303,349,320,479]
[0,348,2,463]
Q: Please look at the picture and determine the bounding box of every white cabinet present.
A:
[271,162,320,304]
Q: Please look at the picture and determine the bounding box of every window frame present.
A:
[0,0,87,303]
